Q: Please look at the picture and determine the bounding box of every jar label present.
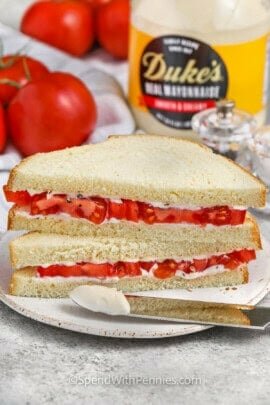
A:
[139,35,228,129]
[129,26,269,130]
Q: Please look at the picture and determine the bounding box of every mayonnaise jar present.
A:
[128,0,270,138]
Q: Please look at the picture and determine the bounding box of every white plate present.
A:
[1,231,270,339]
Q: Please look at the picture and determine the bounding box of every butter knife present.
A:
[71,289,270,330]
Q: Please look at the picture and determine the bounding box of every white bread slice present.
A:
[9,231,260,270]
[7,134,266,207]
[9,207,262,246]
[9,266,248,298]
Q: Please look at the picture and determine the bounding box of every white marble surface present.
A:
[0,213,269,405]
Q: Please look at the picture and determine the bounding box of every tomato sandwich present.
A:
[3,134,266,298]
[4,135,266,245]
[9,232,258,298]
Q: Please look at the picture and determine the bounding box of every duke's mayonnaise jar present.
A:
[128,0,270,138]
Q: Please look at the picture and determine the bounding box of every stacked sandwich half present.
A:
[4,135,266,298]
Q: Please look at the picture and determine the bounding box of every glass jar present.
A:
[248,126,270,214]
[191,99,257,160]
[128,0,270,138]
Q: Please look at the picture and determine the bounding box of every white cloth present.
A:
[0,21,135,231]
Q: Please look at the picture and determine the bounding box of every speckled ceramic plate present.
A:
[1,231,270,338]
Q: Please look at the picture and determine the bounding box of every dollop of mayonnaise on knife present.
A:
[70,285,131,316]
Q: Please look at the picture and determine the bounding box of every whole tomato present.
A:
[0,55,49,106]
[0,104,6,153]
[21,1,95,57]
[97,0,130,59]
[8,72,97,156]
[84,0,111,7]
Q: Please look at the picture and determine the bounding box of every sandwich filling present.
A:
[4,187,246,226]
[36,249,255,280]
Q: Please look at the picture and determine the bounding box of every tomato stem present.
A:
[0,78,21,89]
[22,57,31,81]
[0,42,30,70]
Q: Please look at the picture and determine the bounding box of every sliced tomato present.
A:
[230,210,246,226]
[4,187,247,226]
[140,261,155,271]
[219,255,241,270]
[140,204,180,224]
[123,262,141,276]
[153,260,177,279]
[37,248,256,279]
[193,258,208,272]
[35,195,65,211]
[30,194,59,215]
[177,261,190,272]
[37,264,83,277]
[139,203,156,224]
[180,210,197,224]
[224,258,240,270]
[87,198,107,224]
[230,249,256,263]
[124,200,140,222]
[207,255,219,267]
[81,263,111,277]
[3,186,32,206]
[109,200,126,220]
[194,206,227,225]
[73,198,102,222]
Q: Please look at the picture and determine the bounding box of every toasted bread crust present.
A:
[9,266,249,298]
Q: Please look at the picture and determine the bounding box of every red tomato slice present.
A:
[3,185,32,205]
[123,262,141,276]
[230,249,256,263]
[30,194,61,215]
[224,259,240,270]
[140,203,156,224]
[4,188,247,226]
[230,210,246,225]
[35,195,65,211]
[81,263,111,277]
[140,204,181,224]
[140,261,155,271]
[177,261,190,272]
[153,260,177,279]
[207,255,219,267]
[73,198,99,218]
[193,258,208,272]
[37,264,83,277]
[125,200,139,222]
[219,255,241,270]
[37,248,256,278]
[109,200,126,219]
[87,198,107,224]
